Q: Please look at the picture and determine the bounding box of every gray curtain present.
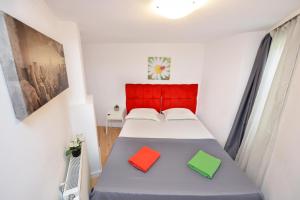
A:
[225,34,272,159]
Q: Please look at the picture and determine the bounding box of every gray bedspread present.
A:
[90,138,263,200]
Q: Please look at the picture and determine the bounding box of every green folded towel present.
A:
[187,150,221,179]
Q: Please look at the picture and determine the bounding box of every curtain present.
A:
[224,34,272,159]
[237,15,300,186]
[236,25,288,170]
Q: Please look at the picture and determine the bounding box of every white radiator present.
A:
[62,142,90,200]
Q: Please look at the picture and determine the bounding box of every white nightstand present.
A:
[106,109,125,135]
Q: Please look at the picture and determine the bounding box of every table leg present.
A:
[106,119,108,135]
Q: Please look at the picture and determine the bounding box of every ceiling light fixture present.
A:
[151,0,207,19]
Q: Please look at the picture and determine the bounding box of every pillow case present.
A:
[126,108,160,121]
[162,108,198,120]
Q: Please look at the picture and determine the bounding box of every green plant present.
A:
[65,136,82,156]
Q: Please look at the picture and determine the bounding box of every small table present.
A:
[106,109,125,135]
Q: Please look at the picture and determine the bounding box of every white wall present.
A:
[59,21,87,105]
[60,20,100,176]
[199,32,265,146]
[83,43,205,125]
[70,96,101,176]
[0,0,96,199]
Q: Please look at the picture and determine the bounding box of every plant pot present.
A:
[114,105,119,111]
[72,148,81,157]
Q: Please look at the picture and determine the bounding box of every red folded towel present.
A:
[128,146,160,173]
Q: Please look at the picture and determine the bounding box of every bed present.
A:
[90,84,263,200]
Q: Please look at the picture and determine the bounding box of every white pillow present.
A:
[126,108,160,121]
[162,108,198,120]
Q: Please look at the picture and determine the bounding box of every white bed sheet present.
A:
[119,115,214,139]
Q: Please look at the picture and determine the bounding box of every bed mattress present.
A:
[119,117,214,139]
[91,137,263,200]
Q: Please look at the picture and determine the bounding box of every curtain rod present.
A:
[268,8,300,33]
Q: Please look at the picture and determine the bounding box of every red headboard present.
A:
[125,84,198,113]
[126,84,162,113]
[161,84,198,113]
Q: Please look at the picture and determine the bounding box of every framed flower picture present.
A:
[148,57,171,80]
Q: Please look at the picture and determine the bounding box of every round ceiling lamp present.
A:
[151,0,208,19]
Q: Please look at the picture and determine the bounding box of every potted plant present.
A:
[66,136,82,157]
[114,104,119,111]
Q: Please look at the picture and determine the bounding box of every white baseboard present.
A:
[90,169,102,177]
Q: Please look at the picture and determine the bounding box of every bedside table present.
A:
[106,109,125,135]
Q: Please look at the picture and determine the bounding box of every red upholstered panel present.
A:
[126,84,162,113]
[125,84,198,113]
[161,84,198,113]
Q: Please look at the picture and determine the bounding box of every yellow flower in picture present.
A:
[148,57,171,80]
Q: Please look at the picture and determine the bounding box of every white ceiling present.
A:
[45,0,300,43]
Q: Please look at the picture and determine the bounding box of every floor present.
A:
[90,126,121,187]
